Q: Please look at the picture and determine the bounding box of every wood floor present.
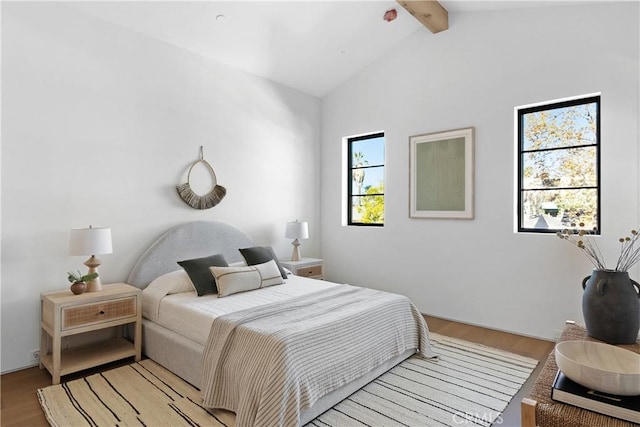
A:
[1,315,554,427]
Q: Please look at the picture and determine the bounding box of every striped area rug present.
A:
[307,333,538,427]
[37,333,537,427]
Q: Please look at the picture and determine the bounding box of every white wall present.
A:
[2,1,638,374]
[1,3,321,373]
[321,2,640,340]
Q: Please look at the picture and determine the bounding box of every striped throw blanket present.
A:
[201,285,435,427]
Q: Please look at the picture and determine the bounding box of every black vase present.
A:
[582,270,640,344]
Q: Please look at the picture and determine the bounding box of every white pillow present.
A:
[142,269,194,322]
[210,259,284,298]
[228,261,247,267]
[146,269,194,295]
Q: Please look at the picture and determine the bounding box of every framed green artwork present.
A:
[409,127,474,219]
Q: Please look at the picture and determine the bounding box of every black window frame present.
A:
[347,132,385,227]
[517,95,601,234]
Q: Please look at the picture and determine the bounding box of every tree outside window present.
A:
[348,133,385,226]
[517,95,600,233]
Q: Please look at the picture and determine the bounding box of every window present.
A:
[347,132,385,226]
[517,95,600,233]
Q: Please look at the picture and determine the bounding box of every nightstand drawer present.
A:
[62,296,137,330]
[296,265,322,277]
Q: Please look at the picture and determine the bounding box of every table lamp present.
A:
[285,220,309,261]
[69,225,113,292]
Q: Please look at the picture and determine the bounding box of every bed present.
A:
[127,220,434,426]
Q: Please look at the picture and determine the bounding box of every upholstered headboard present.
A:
[127,221,255,289]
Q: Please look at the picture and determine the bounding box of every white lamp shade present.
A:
[69,227,113,256]
[285,221,309,240]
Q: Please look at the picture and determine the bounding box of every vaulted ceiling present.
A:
[67,1,593,97]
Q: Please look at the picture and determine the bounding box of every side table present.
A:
[521,322,640,427]
[281,258,324,280]
[40,283,142,384]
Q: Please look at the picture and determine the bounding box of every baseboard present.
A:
[1,361,39,375]
[423,312,555,343]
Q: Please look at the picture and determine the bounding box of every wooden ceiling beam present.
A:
[397,0,449,34]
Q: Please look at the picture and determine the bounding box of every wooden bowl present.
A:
[555,341,640,396]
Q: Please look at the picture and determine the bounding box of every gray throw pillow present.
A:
[239,246,288,279]
[177,253,228,296]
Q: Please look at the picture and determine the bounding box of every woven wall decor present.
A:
[176,148,226,210]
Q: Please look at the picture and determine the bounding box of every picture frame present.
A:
[409,127,474,219]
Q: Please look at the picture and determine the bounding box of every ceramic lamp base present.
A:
[290,239,301,261]
[84,255,103,292]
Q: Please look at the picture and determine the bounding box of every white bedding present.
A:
[200,285,434,426]
[142,274,340,345]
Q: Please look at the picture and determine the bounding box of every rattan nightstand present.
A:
[40,283,141,384]
[281,258,324,280]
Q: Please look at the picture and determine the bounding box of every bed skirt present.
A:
[137,319,415,425]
